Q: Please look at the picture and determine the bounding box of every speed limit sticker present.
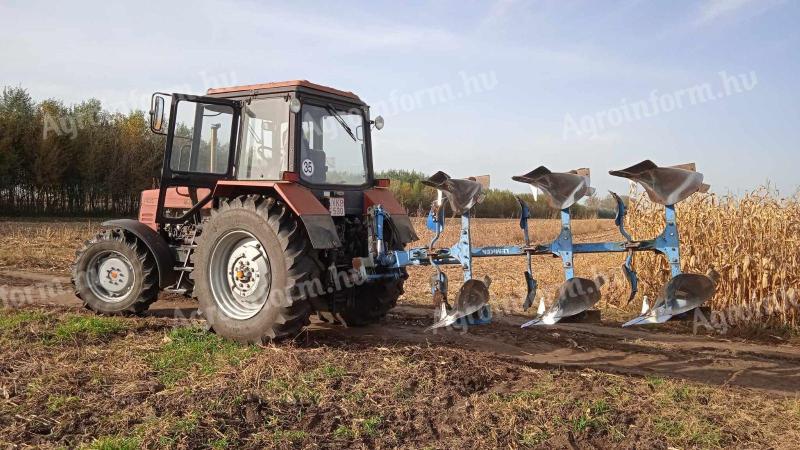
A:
[301,159,314,176]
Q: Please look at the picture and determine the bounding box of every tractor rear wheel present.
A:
[192,196,317,343]
[72,229,159,314]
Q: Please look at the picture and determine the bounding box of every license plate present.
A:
[328,197,345,216]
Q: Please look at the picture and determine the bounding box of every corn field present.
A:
[627,187,800,328]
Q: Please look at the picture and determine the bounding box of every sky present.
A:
[1,0,798,195]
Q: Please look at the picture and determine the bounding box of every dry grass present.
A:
[0,220,101,271]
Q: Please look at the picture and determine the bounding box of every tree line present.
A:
[0,87,620,218]
[0,87,163,216]
[376,169,620,219]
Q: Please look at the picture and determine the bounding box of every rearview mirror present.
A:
[372,115,384,130]
[150,93,168,134]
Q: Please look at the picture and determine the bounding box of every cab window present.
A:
[237,97,290,180]
[299,104,368,185]
[170,101,234,174]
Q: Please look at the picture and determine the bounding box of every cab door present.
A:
[156,94,241,224]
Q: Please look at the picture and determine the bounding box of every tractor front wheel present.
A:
[72,229,159,314]
[192,196,317,343]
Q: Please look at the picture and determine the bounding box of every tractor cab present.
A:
[145,81,401,246]
[150,80,382,193]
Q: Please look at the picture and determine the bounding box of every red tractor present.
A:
[72,81,418,342]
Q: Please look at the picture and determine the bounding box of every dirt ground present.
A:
[1,270,799,449]
[1,219,799,448]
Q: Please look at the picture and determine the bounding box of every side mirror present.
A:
[150,94,168,134]
[372,115,384,130]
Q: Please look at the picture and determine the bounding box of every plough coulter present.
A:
[356,160,715,329]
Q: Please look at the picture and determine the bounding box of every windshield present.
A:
[299,104,368,185]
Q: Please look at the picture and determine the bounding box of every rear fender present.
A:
[101,219,177,288]
[213,181,342,249]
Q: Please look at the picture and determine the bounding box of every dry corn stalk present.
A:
[625,187,800,327]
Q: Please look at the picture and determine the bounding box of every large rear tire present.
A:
[192,195,317,343]
[72,229,159,314]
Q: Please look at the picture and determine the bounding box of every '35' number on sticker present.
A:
[301,159,314,176]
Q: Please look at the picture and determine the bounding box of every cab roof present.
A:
[206,80,362,102]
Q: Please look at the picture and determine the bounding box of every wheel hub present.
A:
[87,251,136,303]
[210,230,272,320]
[228,245,267,299]
[98,258,132,293]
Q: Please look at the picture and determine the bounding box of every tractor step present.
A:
[173,266,193,272]
[163,287,188,295]
[171,243,197,249]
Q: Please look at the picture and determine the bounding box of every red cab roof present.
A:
[206,80,360,100]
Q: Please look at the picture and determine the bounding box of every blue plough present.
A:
[355,160,715,330]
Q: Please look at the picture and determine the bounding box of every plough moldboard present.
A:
[355,160,716,330]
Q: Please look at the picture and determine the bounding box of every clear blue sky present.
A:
[1,0,797,195]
